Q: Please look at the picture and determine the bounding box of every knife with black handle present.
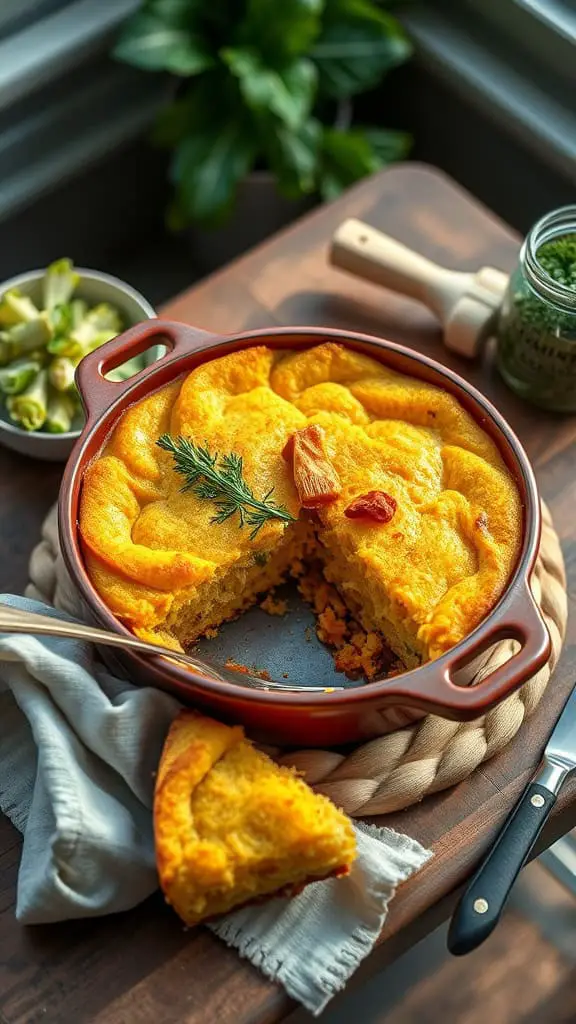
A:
[448,683,576,956]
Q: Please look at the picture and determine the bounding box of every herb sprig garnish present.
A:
[157,433,296,539]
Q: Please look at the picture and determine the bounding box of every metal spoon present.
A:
[0,601,343,693]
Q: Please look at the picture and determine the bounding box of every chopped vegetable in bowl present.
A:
[0,258,143,434]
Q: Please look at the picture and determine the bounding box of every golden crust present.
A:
[154,711,356,925]
[79,343,522,663]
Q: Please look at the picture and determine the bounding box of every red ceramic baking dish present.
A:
[58,320,551,746]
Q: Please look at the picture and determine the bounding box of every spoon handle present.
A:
[0,602,343,693]
[0,602,189,661]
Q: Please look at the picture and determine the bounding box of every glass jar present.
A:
[496,205,576,412]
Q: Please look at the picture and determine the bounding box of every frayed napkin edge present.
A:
[213,825,433,1016]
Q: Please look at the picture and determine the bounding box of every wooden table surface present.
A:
[1,164,575,1024]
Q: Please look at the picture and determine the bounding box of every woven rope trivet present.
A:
[26,501,567,816]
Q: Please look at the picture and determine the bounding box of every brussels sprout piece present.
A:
[48,356,77,392]
[43,258,80,312]
[0,288,40,327]
[0,357,42,395]
[7,369,49,431]
[46,389,76,433]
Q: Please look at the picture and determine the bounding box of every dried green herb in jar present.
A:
[537,236,576,287]
[496,208,576,412]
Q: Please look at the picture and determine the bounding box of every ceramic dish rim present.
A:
[58,323,547,711]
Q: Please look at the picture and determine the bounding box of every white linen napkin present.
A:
[0,593,432,1015]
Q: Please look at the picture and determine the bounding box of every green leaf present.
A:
[114,12,215,75]
[312,0,412,99]
[318,126,411,202]
[318,126,380,200]
[281,58,319,124]
[238,0,324,61]
[146,0,203,26]
[170,118,256,226]
[264,117,322,197]
[222,48,317,129]
[162,74,259,226]
[360,127,412,163]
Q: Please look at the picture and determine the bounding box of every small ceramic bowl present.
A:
[0,267,157,462]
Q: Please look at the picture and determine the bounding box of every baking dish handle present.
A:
[76,319,216,422]
[389,578,551,720]
[438,579,550,717]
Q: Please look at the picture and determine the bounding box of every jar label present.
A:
[504,325,576,380]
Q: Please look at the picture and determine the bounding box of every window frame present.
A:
[401,0,576,182]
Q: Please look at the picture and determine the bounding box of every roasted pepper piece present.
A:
[344,490,397,523]
[283,424,340,509]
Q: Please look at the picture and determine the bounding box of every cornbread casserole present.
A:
[79,343,522,672]
[154,710,356,924]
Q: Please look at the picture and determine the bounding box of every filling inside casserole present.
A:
[79,343,522,681]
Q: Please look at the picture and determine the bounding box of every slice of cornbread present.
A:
[154,711,357,925]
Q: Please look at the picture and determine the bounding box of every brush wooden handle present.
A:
[330,218,469,322]
[330,218,509,358]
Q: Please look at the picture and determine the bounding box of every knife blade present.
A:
[447,682,576,956]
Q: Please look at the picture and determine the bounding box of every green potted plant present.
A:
[115,0,412,272]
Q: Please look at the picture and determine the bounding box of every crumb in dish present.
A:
[224,659,271,682]
[259,592,289,617]
[297,562,401,680]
